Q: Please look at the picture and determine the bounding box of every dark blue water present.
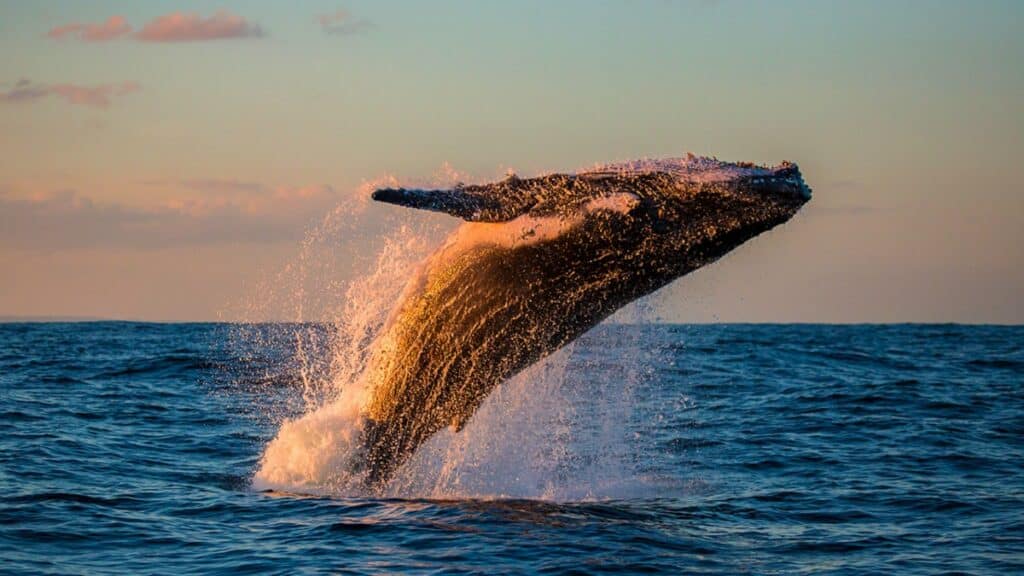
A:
[1,323,1022,574]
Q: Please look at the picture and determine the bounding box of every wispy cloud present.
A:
[49,82,140,108]
[0,79,49,103]
[136,11,264,42]
[44,11,264,44]
[317,10,373,36]
[178,179,269,195]
[47,15,132,42]
[0,79,139,109]
[0,183,342,251]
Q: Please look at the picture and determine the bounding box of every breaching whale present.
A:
[357,155,811,488]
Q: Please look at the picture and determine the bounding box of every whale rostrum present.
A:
[358,155,811,488]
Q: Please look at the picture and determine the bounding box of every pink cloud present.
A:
[180,179,268,195]
[49,82,140,108]
[0,80,139,109]
[0,182,344,250]
[47,15,132,42]
[273,184,334,201]
[136,11,264,42]
[163,184,336,217]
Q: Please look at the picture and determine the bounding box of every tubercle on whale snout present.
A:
[710,164,811,206]
[757,164,813,202]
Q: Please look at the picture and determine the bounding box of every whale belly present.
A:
[359,216,647,485]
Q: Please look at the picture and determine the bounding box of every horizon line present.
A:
[1,317,1021,328]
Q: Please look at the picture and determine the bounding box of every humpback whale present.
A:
[357,155,811,488]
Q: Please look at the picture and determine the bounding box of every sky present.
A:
[1,0,1021,323]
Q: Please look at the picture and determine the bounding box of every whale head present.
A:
[588,156,811,265]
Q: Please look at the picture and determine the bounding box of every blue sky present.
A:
[1,1,1021,321]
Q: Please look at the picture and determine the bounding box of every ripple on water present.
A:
[0,323,1021,574]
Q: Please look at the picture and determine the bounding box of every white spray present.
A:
[244,168,671,500]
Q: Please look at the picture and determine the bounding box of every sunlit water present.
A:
[2,322,1022,574]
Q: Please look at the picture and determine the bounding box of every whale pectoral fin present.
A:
[371,188,493,221]
[372,176,537,222]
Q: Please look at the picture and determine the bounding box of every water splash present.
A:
[250,222,439,495]
[243,167,671,500]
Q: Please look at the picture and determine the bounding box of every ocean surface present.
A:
[1,322,1022,574]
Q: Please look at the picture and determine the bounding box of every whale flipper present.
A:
[371,187,506,222]
[372,174,540,222]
